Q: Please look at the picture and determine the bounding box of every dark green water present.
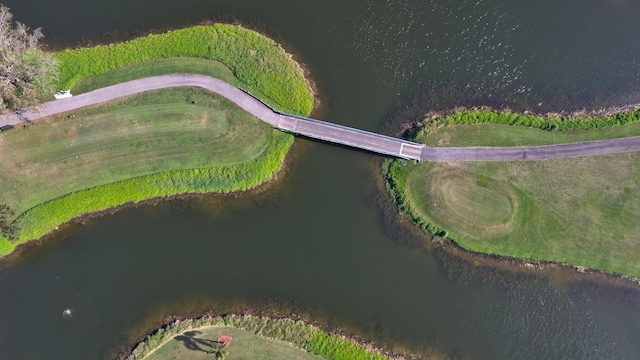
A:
[2,0,640,359]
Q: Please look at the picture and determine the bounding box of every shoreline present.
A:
[43,18,323,117]
[389,102,640,143]
[380,98,640,283]
[372,155,640,292]
[0,24,316,259]
[434,239,640,292]
[384,107,640,281]
[421,101,640,123]
[119,313,409,360]
[375,99,640,287]
[1,137,302,264]
[383,158,640,283]
[1,128,294,258]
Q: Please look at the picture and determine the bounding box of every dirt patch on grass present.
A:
[67,125,78,139]
[199,113,209,128]
[437,135,449,146]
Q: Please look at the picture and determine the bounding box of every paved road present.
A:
[2,74,640,162]
[0,75,282,127]
[420,137,640,161]
[0,74,424,160]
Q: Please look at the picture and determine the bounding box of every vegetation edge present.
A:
[123,314,393,360]
[0,131,293,257]
[1,23,316,259]
[386,105,640,280]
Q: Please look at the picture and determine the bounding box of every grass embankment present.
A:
[127,315,389,360]
[70,57,243,95]
[386,111,640,278]
[0,88,293,253]
[55,24,314,116]
[417,109,640,147]
[0,24,314,256]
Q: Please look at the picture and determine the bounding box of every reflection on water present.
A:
[1,0,640,359]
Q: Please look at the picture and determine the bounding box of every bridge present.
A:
[274,114,424,160]
[2,74,640,162]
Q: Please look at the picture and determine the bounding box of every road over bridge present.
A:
[2,74,640,162]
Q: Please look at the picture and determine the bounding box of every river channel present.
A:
[2,0,640,359]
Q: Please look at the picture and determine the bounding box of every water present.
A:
[2,0,640,359]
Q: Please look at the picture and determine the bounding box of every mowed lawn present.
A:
[401,151,640,277]
[0,86,274,216]
[145,326,324,360]
[70,58,242,95]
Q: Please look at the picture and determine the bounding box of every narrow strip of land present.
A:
[419,138,640,161]
[3,74,640,162]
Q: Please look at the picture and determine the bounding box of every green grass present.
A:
[432,176,515,229]
[55,24,314,116]
[128,315,389,360]
[70,57,242,95]
[386,107,640,278]
[0,238,13,257]
[0,87,293,252]
[385,153,640,278]
[419,121,640,147]
[0,24,315,256]
[416,109,640,147]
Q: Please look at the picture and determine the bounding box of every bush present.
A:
[425,108,640,137]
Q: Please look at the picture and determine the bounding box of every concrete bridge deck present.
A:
[275,113,424,160]
[2,74,640,162]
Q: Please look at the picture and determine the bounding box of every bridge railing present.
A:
[278,112,424,147]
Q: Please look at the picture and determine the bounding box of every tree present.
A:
[206,342,227,359]
[0,203,18,241]
[0,5,58,112]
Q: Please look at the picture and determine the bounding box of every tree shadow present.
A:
[175,330,218,353]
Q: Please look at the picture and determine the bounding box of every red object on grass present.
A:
[218,335,233,347]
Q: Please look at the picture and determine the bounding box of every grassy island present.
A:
[386,109,640,279]
[126,315,389,360]
[0,24,314,257]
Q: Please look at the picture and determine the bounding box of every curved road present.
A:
[2,74,640,162]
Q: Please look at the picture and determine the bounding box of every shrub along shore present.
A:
[124,315,391,360]
[421,107,640,132]
[0,24,314,257]
[386,110,640,279]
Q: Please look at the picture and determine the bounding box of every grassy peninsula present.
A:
[0,24,314,256]
[386,109,640,279]
[55,24,314,115]
[126,315,389,360]
[416,109,640,147]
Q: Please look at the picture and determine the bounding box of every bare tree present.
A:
[0,5,58,112]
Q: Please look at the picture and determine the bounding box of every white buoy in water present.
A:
[62,309,72,319]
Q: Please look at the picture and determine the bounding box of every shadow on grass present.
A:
[175,330,218,353]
